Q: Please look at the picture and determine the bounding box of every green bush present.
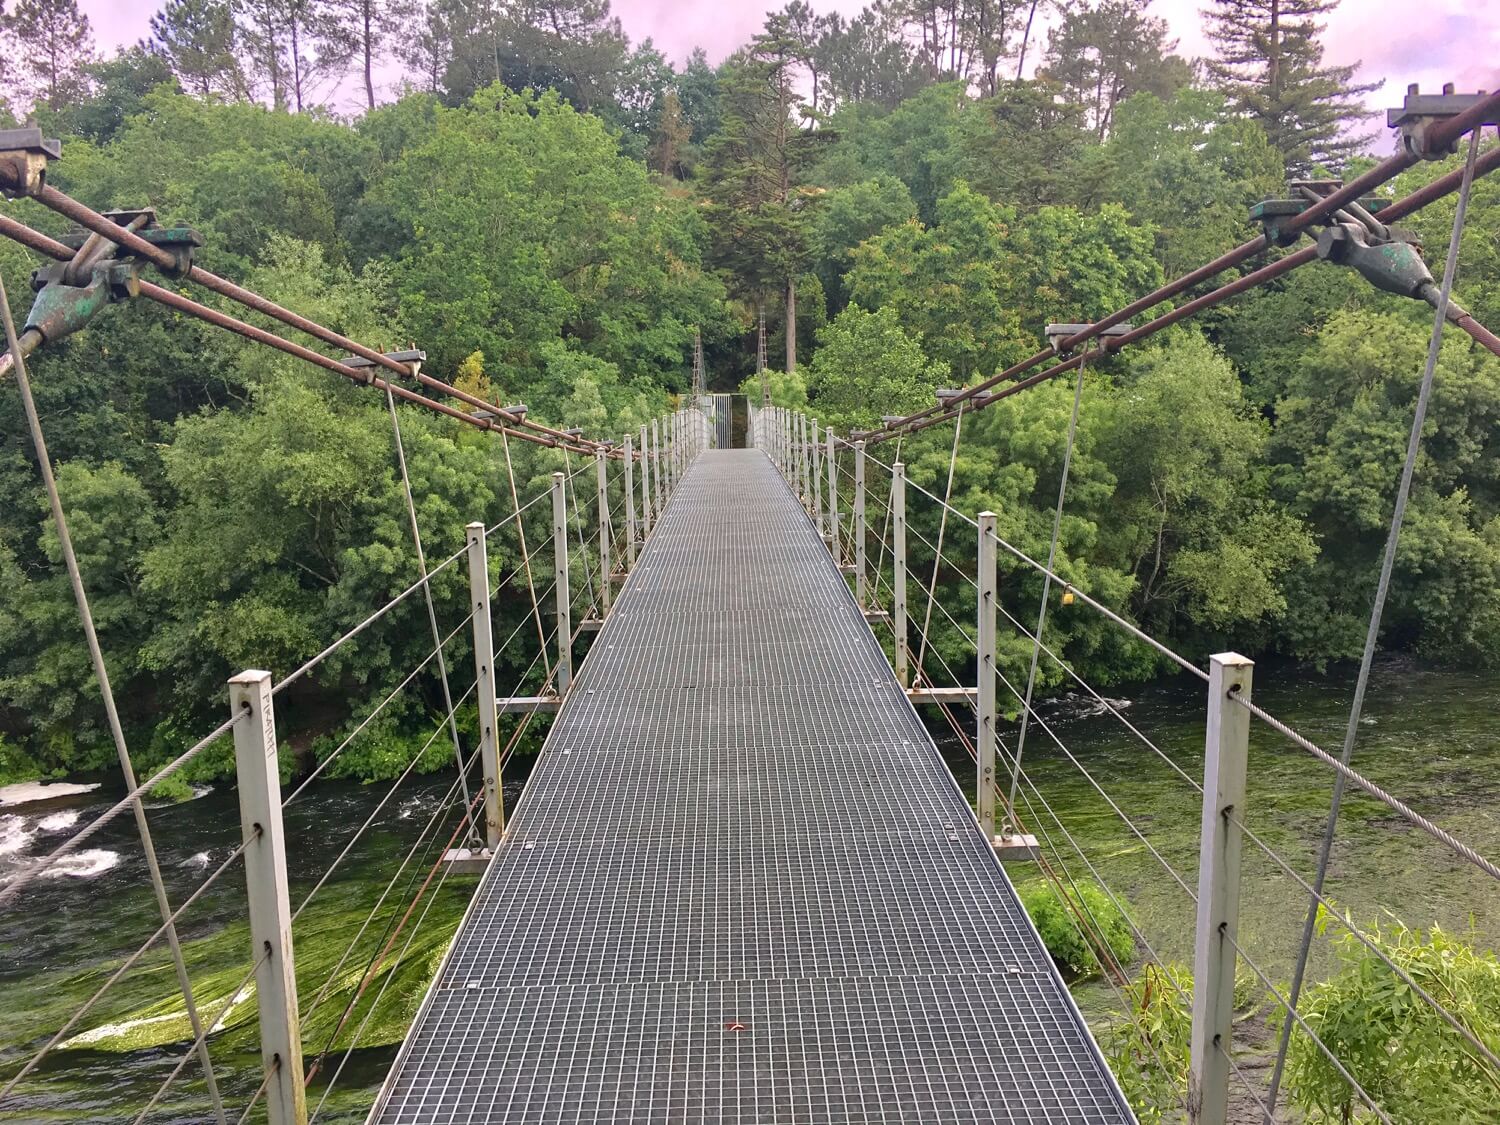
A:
[1019,878,1136,977]
[1288,912,1500,1123]
[1100,961,1193,1125]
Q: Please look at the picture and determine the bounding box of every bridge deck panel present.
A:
[370,450,1131,1124]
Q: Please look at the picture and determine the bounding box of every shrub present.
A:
[1020,878,1136,977]
[1100,961,1193,1124]
[1288,912,1500,1123]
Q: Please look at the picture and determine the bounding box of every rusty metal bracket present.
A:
[0,129,61,198]
[1044,322,1130,355]
[1388,84,1500,160]
[342,347,425,385]
[21,210,204,347]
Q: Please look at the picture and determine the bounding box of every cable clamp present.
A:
[1387,84,1499,161]
[0,128,60,198]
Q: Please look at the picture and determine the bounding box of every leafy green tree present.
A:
[958,79,1092,206]
[1203,0,1378,174]
[1271,308,1500,664]
[1095,332,1315,642]
[373,87,725,389]
[1089,87,1283,282]
[700,46,814,372]
[1289,914,1500,1123]
[806,305,948,430]
[810,174,916,309]
[813,82,965,223]
[847,181,1029,381]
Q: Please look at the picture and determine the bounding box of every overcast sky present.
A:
[80,0,1500,123]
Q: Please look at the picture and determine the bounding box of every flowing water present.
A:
[1,658,1495,1121]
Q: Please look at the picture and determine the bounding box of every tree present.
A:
[810,174,916,309]
[236,0,290,109]
[1040,0,1190,139]
[150,0,245,100]
[700,45,814,372]
[1203,0,1379,174]
[5,0,95,113]
[958,79,1092,206]
[323,0,414,110]
[646,87,688,179]
[807,305,948,429]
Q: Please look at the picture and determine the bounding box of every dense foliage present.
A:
[0,0,1496,794]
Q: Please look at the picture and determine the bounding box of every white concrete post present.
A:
[595,450,612,614]
[810,419,824,528]
[976,513,998,838]
[552,472,572,694]
[826,427,838,555]
[651,418,662,520]
[893,461,909,687]
[799,413,813,510]
[464,523,503,846]
[624,436,637,566]
[853,439,867,606]
[1189,652,1254,1125]
[228,670,307,1125]
[640,424,652,537]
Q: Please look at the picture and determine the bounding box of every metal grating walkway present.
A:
[369,450,1133,1124]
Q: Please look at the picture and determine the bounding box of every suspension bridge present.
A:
[0,88,1498,1124]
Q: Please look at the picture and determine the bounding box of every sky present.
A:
[79,0,1500,122]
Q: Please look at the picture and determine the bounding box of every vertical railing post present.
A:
[552,472,572,694]
[595,450,612,615]
[810,419,824,529]
[893,461,909,687]
[826,427,838,555]
[853,439,867,606]
[465,522,503,846]
[651,417,662,520]
[228,669,307,1125]
[624,436,637,566]
[976,512,998,839]
[1190,653,1254,1125]
[799,413,813,510]
[640,424,653,537]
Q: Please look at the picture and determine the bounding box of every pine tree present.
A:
[1204,0,1378,174]
[1042,0,1191,139]
[322,0,416,110]
[150,0,246,100]
[646,88,689,179]
[5,0,95,112]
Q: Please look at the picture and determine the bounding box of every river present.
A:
[1,657,1495,1121]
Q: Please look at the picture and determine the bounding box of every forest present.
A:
[0,0,1497,795]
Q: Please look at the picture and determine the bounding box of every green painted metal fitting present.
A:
[1315,223,1435,301]
[24,258,145,343]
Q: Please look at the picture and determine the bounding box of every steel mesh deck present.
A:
[369,450,1133,1124]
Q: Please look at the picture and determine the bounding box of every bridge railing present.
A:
[756,398,1500,1125]
[0,399,710,1122]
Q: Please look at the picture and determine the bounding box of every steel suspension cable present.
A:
[385,383,478,844]
[1265,122,1489,1120]
[1009,358,1087,826]
[0,265,229,1124]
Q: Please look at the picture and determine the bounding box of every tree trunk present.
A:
[364,6,376,110]
[1016,0,1042,80]
[785,277,797,374]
